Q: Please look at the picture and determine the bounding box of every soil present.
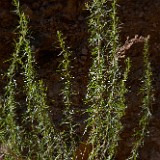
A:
[0,0,160,159]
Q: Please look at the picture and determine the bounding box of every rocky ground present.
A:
[0,0,160,159]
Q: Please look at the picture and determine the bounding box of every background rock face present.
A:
[0,0,160,159]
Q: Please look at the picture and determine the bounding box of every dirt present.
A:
[0,0,160,159]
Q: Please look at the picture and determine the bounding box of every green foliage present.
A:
[57,31,72,109]
[1,0,57,159]
[85,0,131,159]
[85,0,110,159]
[85,1,108,159]
[0,0,154,160]
[128,36,153,160]
[57,31,76,159]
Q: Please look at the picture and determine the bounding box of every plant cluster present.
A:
[0,0,154,160]
[0,0,59,159]
[56,31,77,159]
[128,37,153,160]
[85,0,131,159]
